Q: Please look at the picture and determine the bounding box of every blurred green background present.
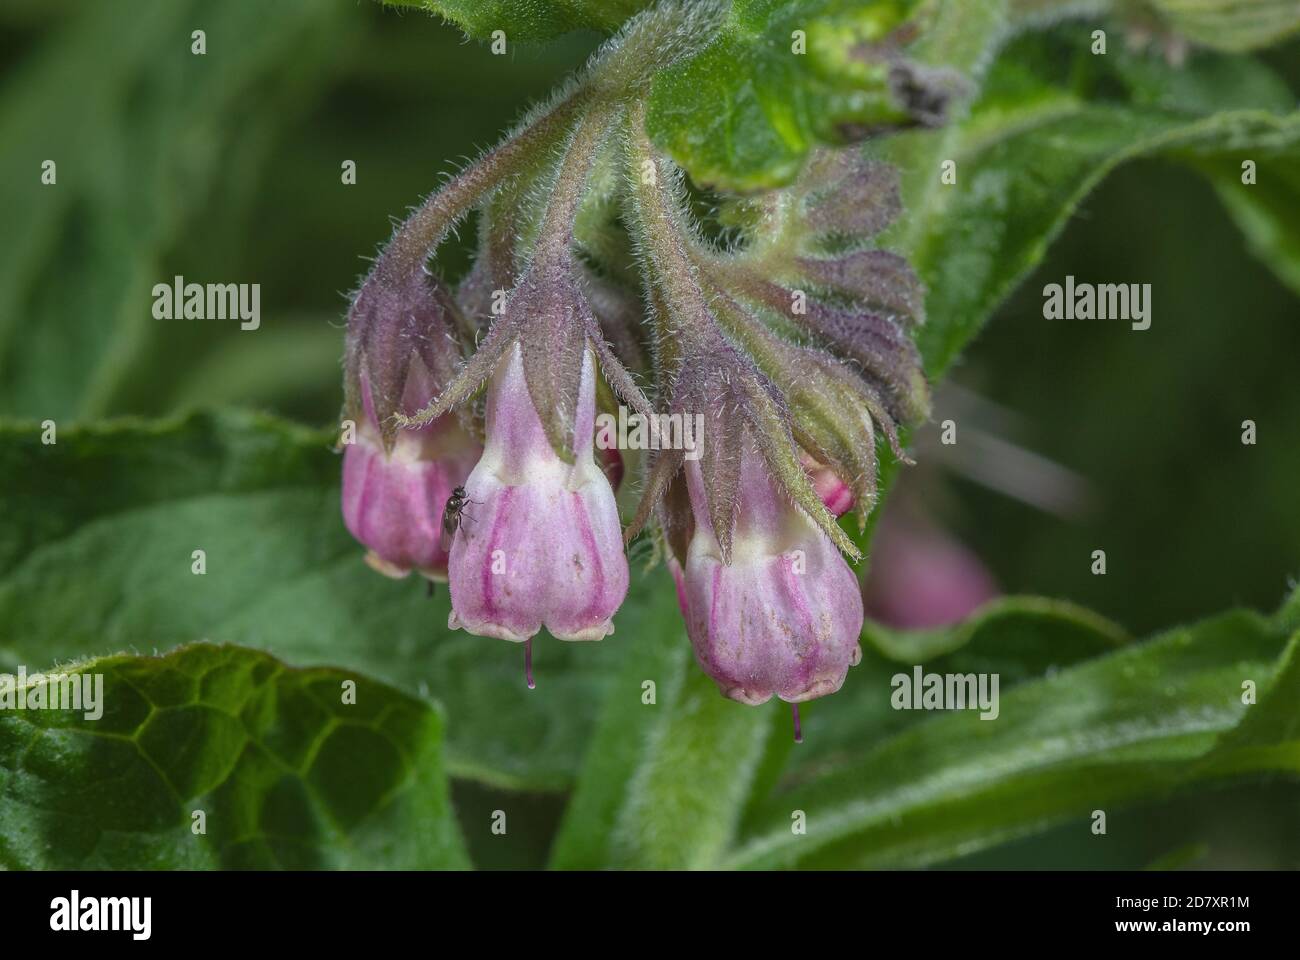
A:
[2,0,1296,869]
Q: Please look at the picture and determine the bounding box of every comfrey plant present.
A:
[339,1,952,732]
[10,0,1300,877]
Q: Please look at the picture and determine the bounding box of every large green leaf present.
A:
[645,0,974,192]
[835,29,1300,560]
[382,0,653,40]
[788,596,1127,776]
[0,643,468,868]
[726,610,1299,868]
[884,30,1300,376]
[0,0,346,420]
[0,409,669,791]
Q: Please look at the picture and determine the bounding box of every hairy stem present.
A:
[622,101,727,354]
[373,89,591,285]
[368,0,726,288]
[529,102,622,265]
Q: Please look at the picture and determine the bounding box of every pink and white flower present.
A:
[342,363,479,580]
[676,441,864,705]
[447,343,628,643]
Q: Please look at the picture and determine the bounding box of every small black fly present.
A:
[440,485,479,552]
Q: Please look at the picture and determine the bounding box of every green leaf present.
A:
[551,634,773,869]
[645,0,968,192]
[0,0,346,419]
[863,594,1127,664]
[783,596,1127,776]
[550,594,1127,868]
[0,643,469,868]
[726,610,1298,869]
[548,609,688,868]
[552,596,1125,869]
[0,409,644,791]
[382,0,653,40]
[883,31,1300,376]
[1201,628,1300,769]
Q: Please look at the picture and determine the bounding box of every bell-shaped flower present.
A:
[677,440,864,705]
[341,364,479,579]
[339,269,479,580]
[446,342,628,643]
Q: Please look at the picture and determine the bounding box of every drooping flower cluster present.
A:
[337,4,949,735]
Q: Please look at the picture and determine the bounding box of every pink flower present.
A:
[339,269,480,580]
[677,442,864,705]
[447,342,628,643]
[862,508,998,629]
[341,362,479,580]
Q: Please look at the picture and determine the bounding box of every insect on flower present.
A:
[439,485,479,552]
[422,486,480,601]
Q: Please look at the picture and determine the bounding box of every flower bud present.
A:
[800,449,854,518]
[447,342,628,642]
[678,441,864,704]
